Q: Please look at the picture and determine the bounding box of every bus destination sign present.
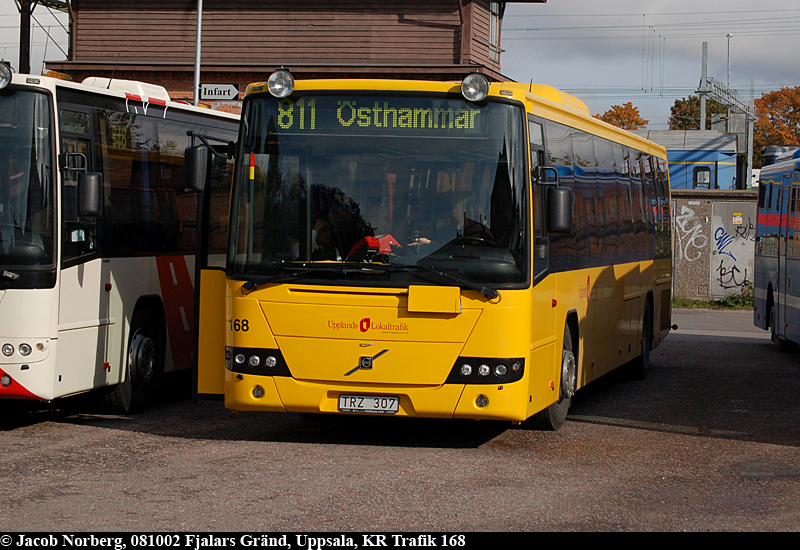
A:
[272,96,484,136]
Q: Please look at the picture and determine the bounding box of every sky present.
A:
[502,0,800,129]
[2,1,799,130]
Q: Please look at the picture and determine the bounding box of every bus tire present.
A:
[629,302,652,380]
[102,309,164,414]
[528,324,575,431]
[767,297,797,353]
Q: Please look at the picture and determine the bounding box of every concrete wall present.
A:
[671,189,758,300]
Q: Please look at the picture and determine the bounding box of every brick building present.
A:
[47,1,545,113]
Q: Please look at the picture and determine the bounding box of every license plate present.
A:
[338,394,399,414]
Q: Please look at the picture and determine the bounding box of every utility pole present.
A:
[696,40,756,190]
[193,0,203,106]
[19,0,33,74]
[699,42,708,130]
[726,33,732,133]
[747,80,755,188]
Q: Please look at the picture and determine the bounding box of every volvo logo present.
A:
[345,349,389,376]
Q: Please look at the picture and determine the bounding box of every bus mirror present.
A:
[547,186,573,234]
[78,172,102,218]
[185,145,209,192]
[537,166,560,186]
[60,152,88,173]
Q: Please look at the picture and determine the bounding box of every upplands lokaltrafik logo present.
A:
[327,317,409,334]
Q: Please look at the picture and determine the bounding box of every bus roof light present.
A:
[461,73,489,102]
[267,70,294,98]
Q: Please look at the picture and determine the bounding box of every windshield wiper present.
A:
[241,262,391,294]
[394,263,500,301]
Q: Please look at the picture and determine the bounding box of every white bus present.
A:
[0,65,238,412]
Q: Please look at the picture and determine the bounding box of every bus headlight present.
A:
[461,73,489,102]
[447,357,525,384]
[19,344,32,356]
[0,62,11,90]
[2,344,13,356]
[267,69,294,98]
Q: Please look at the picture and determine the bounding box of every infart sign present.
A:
[200,84,239,100]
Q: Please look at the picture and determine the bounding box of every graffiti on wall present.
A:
[675,205,708,262]
[711,208,756,297]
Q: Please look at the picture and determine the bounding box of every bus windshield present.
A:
[0,88,54,266]
[229,93,528,287]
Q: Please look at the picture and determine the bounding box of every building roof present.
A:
[631,130,738,153]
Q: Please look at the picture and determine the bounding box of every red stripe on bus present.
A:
[0,367,42,399]
[155,256,195,371]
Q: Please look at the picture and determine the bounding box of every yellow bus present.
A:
[192,71,673,430]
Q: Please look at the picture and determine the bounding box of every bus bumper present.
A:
[224,371,530,421]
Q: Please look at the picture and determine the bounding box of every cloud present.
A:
[501,0,800,127]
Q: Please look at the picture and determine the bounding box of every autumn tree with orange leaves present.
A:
[754,86,800,161]
[593,102,649,130]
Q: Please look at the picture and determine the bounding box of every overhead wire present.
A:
[503,7,800,112]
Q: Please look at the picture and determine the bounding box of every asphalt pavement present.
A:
[0,308,798,532]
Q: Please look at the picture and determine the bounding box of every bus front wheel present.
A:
[102,309,164,414]
[527,324,575,431]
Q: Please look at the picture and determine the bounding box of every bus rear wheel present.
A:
[769,302,794,353]
[629,302,652,380]
[102,309,164,414]
[527,325,575,431]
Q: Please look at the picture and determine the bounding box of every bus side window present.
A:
[529,120,545,258]
[61,133,97,264]
[757,183,766,209]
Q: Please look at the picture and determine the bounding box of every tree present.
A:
[593,102,648,130]
[754,86,800,155]
[668,95,726,130]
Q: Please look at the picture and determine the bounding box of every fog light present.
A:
[265,356,277,368]
[1,375,11,387]
[460,364,473,376]
[2,344,13,356]
[494,363,507,377]
[234,354,245,365]
[249,355,261,367]
[19,344,32,356]
[478,364,490,377]
[252,385,265,398]
[475,394,488,408]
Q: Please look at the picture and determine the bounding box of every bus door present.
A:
[529,118,559,409]
[57,107,114,395]
[191,141,234,399]
[777,182,790,340]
